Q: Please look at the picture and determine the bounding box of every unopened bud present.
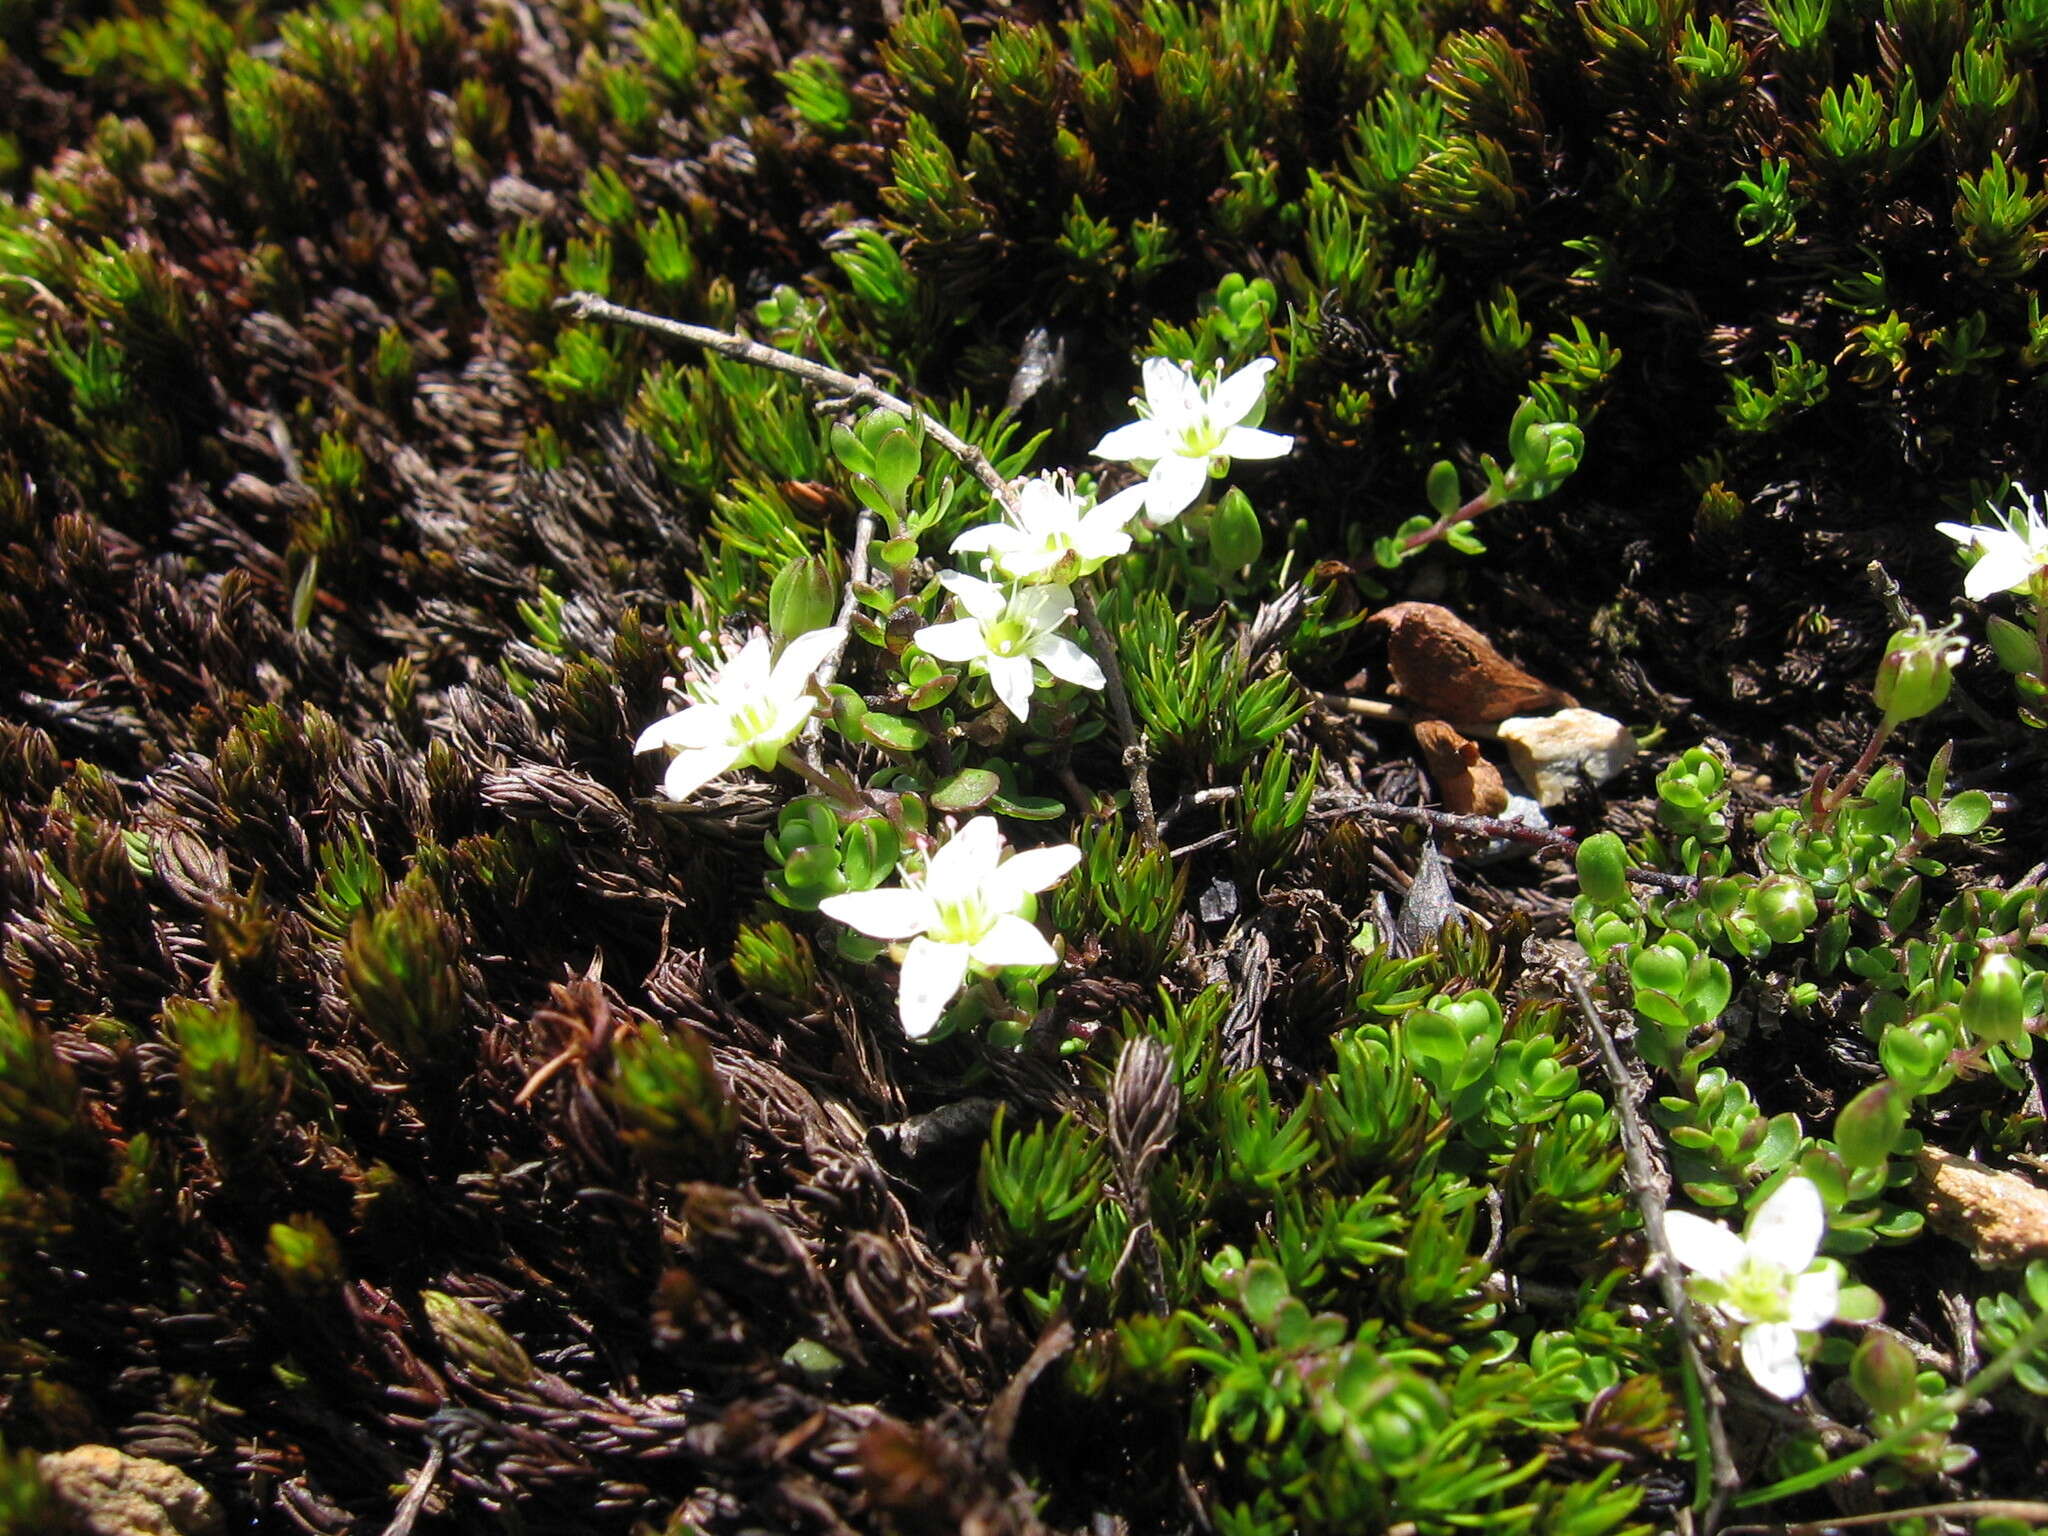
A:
[1208,488,1263,573]
[1850,1331,1919,1416]
[1960,950,2029,1050]
[1872,617,1964,724]
[1575,831,1631,908]
[1746,875,1818,944]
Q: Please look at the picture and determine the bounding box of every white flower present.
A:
[912,572,1105,722]
[1092,355,1293,526]
[633,626,844,802]
[1664,1176,1843,1401]
[820,817,1080,1038]
[950,472,1141,583]
[1937,488,2048,600]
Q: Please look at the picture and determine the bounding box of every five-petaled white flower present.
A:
[1937,489,2048,601]
[1092,355,1293,527]
[1664,1175,1842,1401]
[820,816,1080,1038]
[951,472,1141,583]
[913,572,1105,722]
[633,626,844,802]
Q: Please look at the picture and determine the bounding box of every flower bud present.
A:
[1746,874,1818,944]
[1872,617,1964,724]
[1960,950,2029,1050]
[1207,487,1263,573]
[1575,831,1631,908]
[1986,614,2041,677]
[1849,1331,1919,1416]
[769,555,838,648]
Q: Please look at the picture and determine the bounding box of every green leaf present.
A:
[1939,790,1993,836]
[1426,458,1461,518]
[860,712,929,751]
[932,768,1001,813]
[989,790,1066,820]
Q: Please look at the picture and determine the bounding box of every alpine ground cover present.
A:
[5,0,2048,1532]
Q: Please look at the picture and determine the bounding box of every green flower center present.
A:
[931,894,995,945]
[731,700,780,742]
[985,618,1031,656]
[1721,1258,1795,1324]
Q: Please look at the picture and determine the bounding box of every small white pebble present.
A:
[1497,709,1638,807]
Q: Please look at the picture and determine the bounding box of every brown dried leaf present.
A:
[1915,1147,2048,1266]
[1369,602,1575,726]
[1411,719,1509,819]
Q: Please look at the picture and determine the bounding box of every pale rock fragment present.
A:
[1497,708,1638,806]
[37,1445,223,1536]
[1915,1147,2048,1266]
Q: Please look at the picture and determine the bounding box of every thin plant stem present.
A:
[778,748,866,812]
[802,507,876,762]
[1732,1295,2048,1507]
[559,291,1019,512]
[1567,973,1740,1531]
[563,291,1162,843]
[1324,794,1702,895]
[1073,577,1159,846]
[1814,717,1897,823]
[1720,1499,2048,1536]
[1389,483,1502,561]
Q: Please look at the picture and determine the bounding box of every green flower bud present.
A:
[1746,874,1818,944]
[768,555,838,648]
[1208,487,1263,573]
[1575,831,1631,907]
[1849,1331,1919,1416]
[1986,614,2041,677]
[1959,951,2029,1050]
[1834,1081,1906,1170]
[1872,617,1964,724]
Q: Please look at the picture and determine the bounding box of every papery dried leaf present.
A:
[1412,718,1509,818]
[1369,601,1575,725]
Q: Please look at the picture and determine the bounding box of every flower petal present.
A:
[820,887,938,941]
[1747,1176,1826,1273]
[1143,452,1210,525]
[1094,420,1173,463]
[1207,356,1276,426]
[1094,483,1150,527]
[970,913,1058,970]
[985,652,1037,721]
[1935,520,1987,550]
[1786,1265,1841,1332]
[924,816,1006,900]
[636,704,727,754]
[938,569,1008,621]
[1140,354,1195,416]
[1010,582,1077,632]
[1219,425,1295,461]
[1663,1210,1745,1281]
[769,625,846,690]
[1965,538,2037,600]
[951,523,1019,556]
[913,619,990,664]
[722,632,774,695]
[897,936,971,1038]
[991,843,1082,902]
[660,745,741,802]
[1739,1322,1808,1401]
[1031,633,1105,690]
